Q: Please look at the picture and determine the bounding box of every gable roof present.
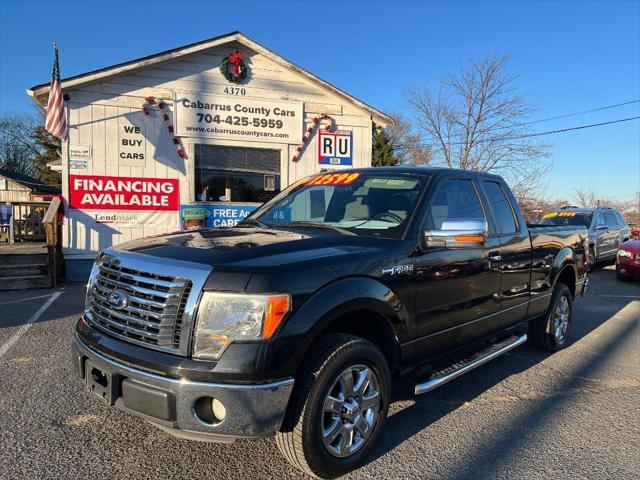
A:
[26,31,392,126]
[0,168,61,194]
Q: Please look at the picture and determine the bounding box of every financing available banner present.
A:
[69,174,179,211]
[68,174,180,228]
[174,94,303,144]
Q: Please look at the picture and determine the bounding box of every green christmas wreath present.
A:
[220,51,248,84]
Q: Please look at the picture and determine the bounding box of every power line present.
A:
[404,99,640,142]
[503,99,640,129]
[397,116,640,148]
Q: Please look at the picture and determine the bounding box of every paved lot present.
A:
[1,266,638,479]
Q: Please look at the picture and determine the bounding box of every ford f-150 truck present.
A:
[72,167,589,478]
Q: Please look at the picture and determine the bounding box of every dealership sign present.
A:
[174,94,303,144]
[69,175,179,211]
[318,130,353,166]
[180,204,257,229]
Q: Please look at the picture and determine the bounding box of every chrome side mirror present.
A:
[424,218,487,248]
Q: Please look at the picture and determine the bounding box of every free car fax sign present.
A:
[318,130,353,166]
[175,94,303,144]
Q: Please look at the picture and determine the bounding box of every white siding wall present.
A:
[62,42,374,258]
[0,178,31,202]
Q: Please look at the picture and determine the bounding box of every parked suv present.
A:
[538,206,630,265]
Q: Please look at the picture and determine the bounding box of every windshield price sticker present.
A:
[543,212,576,219]
[307,172,361,186]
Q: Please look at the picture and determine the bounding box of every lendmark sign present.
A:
[69,175,179,211]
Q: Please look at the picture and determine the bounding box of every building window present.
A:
[194,144,281,203]
[0,178,6,190]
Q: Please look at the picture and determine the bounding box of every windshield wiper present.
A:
[237,218,269,228]
[273,221,356,236]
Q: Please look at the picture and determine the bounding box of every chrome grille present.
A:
[85,249,212,356]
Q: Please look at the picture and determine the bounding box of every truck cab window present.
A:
[604,212,618,229]
[426,179,485,229]
[594,213,607,228]
[483,181,517,233]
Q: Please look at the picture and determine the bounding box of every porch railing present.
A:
[43,197,63,287]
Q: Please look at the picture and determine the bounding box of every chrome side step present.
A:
[414,334,528,395]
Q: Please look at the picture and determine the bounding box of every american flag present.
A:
[45,44,68,141]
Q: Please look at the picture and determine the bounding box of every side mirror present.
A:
[424,218,487,248]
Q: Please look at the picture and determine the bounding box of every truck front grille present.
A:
[85,249,212,356]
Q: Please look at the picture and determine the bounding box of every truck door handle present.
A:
[489,253,502,262]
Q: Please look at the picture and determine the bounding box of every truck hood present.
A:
[113,226,393,270]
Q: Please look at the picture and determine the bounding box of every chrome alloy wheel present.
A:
[553,295,570,342]
[321,364,381,458]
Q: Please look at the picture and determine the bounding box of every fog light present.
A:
[212,398,227,421]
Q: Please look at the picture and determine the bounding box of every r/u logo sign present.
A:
[318,130,353,166]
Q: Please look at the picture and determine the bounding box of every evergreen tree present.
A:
[33,126,62,185]
[371,125,398,167]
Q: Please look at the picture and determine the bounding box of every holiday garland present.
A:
[291,113,334,162]
[143,97,187,159]
[220,50,248,84]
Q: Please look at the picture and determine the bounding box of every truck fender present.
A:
[282,276,411,344]
[549,247,577,290]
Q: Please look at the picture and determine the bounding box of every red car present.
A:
[616,232,640,281]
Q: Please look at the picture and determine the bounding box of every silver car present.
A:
[538,207,630,264]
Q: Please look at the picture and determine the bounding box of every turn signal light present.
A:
[455,235,485,243]
[263,294,290,338]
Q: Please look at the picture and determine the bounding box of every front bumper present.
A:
[72,333,294,442]
[616,259,640,279]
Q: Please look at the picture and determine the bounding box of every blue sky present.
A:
[1,0,638,201]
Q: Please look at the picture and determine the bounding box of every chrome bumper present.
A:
[72,334,294,442]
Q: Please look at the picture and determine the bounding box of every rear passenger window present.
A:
[426,179,485,229]
[483,181,517,234]
[604,212,618,228]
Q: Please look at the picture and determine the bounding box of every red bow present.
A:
[228,51,244,75]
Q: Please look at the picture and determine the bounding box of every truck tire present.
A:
[529,282,573,352]
[276,333,390,479]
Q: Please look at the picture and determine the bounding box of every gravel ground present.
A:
[0,266,638,479]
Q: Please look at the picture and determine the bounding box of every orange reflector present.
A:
[455,235,484,243]
[262,295,290,338]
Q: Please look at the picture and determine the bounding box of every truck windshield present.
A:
[537,212,592,227]
[247,172,428,238]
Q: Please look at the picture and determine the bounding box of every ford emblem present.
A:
[107,290,129,310]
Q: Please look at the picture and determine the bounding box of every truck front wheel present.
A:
[276,333,390,479]
[529,282,573,352]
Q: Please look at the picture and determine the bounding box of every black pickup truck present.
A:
[72,167,589,478]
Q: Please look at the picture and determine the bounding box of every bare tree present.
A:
[519,195,570,223]
[572,186,598,208]
[406,54,552,190]
[386,111,433,166]
[0,113,42,176]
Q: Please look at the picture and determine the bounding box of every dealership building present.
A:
[27,31,391,279]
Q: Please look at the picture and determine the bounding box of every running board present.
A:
[414,334,528,395]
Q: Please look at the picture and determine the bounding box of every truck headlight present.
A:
[192,292,290,360]
[618,249,633,259]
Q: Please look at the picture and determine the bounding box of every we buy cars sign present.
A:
[69,175,179,211]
